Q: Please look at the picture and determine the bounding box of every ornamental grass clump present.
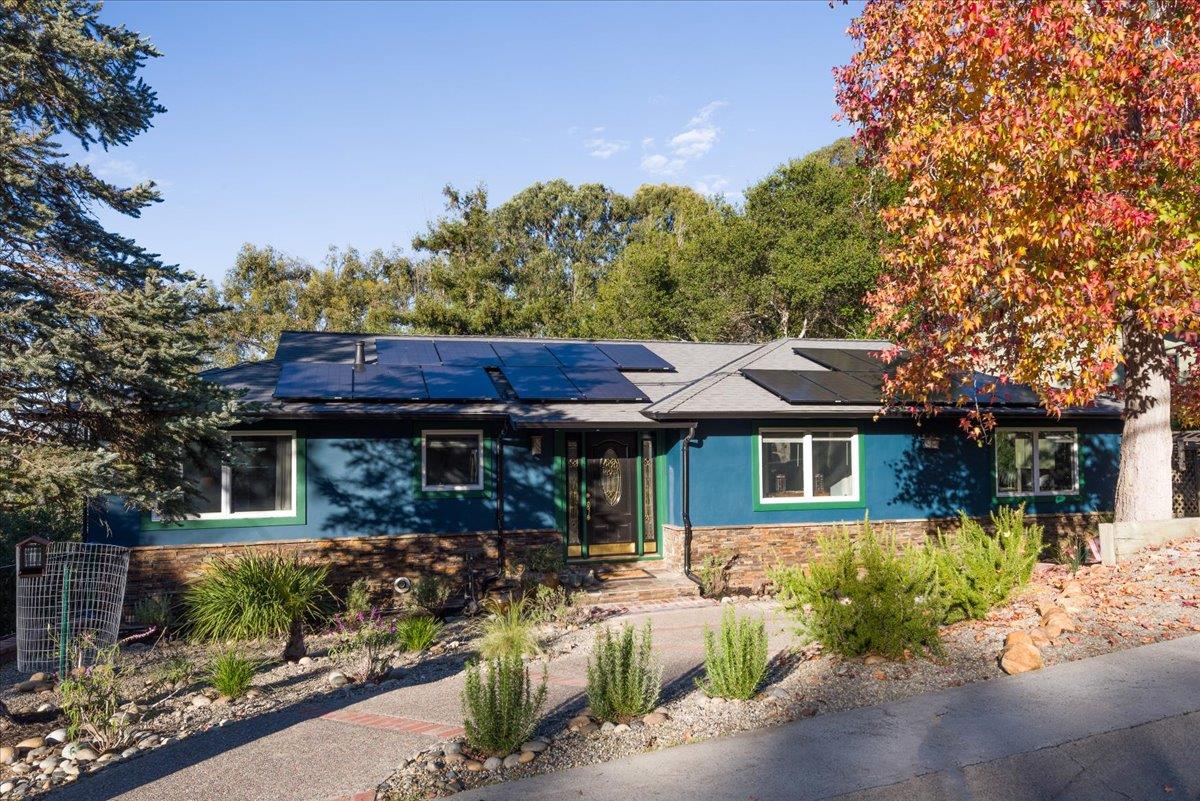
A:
[461,656,548,756]
[396,614,442,653]
[184,551,330,660]
[208,650,258,699]
[586,621,662,722]
[478,599,541,659]
[698,607,769,700]
[770,521,943,659]
[930,505,1043,624]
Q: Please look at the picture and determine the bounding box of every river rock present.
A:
[298,656,313,666]
[568,714,593,731]
[0,747,15,765]
[483,756,502,771]
[1028,627,1053,648]
[191,695,212,708]
[36,757,57,774]
[44,730,68,745]
[503,753,521,768]
[600,721,615,734]
[328,671,348,688]
[443,741,462,756]
[863,654,886,666]
[14,737,44,753]
[464,760,483,772]
[1004,630,1035,649]
[518,749,537,764]
[520,739,547,753]
[642,711,669,726]
[1041,610,1076,638]
[1000,641,1043,675]
[60,762,80,777]
[0,780,13,794]
[71,747,97,763]
[121,746,140,759]
[612,723,630,734]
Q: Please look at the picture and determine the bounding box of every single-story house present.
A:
[88,331,1121,601]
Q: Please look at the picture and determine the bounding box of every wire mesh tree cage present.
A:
[16,541,130,675]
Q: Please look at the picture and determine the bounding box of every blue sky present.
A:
[93,1,859,283]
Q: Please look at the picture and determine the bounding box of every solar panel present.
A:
[545,342,617,369]
[350,365,428,400]
[492,342,559,366]
[596,343,674,372]
[434,340,500,365]
[502,365,584,401]
[805,371,881,403]
[375,338,440,365]
[565,368,649,402]
[274,363,353,399]
[958,372,1041,406]
[422,365,502,401]
[741,369,841,403]
[794,347,883,372]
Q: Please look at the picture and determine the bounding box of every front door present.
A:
[584,433,638,556]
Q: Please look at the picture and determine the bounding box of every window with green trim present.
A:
[995,428,1078,497]
[165,431,296,521]
[758,428,860,504]
[421,429,484,492]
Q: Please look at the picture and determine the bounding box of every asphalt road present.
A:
[450,634,1200,801]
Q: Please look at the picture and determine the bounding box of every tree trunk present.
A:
[1115,326,1174,523]
[282,616,307,662]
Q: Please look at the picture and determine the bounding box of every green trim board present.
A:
[143,438,308,531]
[989,425,1085,506]
[553,430,566,545]
[634,434,645,557]
[412,424,495,500]
[750,425,867,512]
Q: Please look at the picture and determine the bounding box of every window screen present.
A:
[423,431,483,490]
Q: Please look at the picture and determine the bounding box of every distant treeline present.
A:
[209,138,897,366]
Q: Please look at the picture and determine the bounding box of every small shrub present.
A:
[695,552,735,598]
[586,621,662,722]
[343,578,373,618]
[410,575,452,613]
[479,599,540,659]
[184,551,330,660]
[770,521,943,659]
[59,647,128,750]
[524,545,564,575]
[396,615,442,653]
[208,650,258,699]
[698,607,768,700]
[333,609,398,680]
[931,506,1043,623]
[461,656,547,756]
[525,584,574,624]
[132,594,174,632]
[157,653,194,687]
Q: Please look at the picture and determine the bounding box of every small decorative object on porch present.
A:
[16,540,131,675]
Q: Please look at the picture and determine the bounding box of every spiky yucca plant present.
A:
[698,607,768,700]
[184,551,330,660]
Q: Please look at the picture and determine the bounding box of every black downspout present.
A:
[681,424,701,587]
[494,422,507,577]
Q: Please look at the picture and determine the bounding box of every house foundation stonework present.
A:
[662,513,1107,595]
[122,529,561,611]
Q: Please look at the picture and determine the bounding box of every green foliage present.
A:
[156,654,194,687]
[930,507,1043,624]
[770,522,944,659]
[523,545,564,575]
[396,615,443,653]
[343,579,373,618]
[695,552,735,599]
[461,656,548,757]
[0,1,243,520]
[207,650,258,699]
[699,608,769,700]
[524,584,574,624]
[133,594,174,631]
[478,600,541,659]
[586,622,662,722]
[410,575,452,613]
[59,647,127,750]
[184,552,330,653]
[332,612,399,680]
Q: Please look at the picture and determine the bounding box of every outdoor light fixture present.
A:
[921,434,942,450]
[530,434,543,456]
[16,536,49,577]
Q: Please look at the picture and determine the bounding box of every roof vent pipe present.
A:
[354,340,366,372]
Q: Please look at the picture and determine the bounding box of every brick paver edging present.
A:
[319,709,464,739]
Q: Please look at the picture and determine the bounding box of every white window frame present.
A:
[157,430,298,521]
[421,429,485,492]
[757,428,861,505]
[994,427,1079,497]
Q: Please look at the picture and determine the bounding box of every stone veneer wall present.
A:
[123,529,561,617]
[663,514,1107,595]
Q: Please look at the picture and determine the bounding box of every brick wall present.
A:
[124,529,561,612]
[663,513,1106,595]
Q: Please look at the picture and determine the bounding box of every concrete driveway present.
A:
[450,634,1200,801]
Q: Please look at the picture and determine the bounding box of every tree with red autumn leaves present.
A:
[836,0,1200,522]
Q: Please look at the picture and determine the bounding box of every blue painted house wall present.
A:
[91,420,559,548]
[676,417,1121,528]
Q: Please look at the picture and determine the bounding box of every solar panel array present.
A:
[748,347,1041,407]
[275,338,665,403]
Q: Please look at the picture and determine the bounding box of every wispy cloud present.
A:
[693,174,742,204]
[639,100,728,178]
[584,138,629,159]
[84,155,160,186]
[640,153,685,176]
